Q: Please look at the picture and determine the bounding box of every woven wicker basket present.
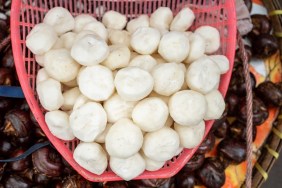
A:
[252,1,282,187]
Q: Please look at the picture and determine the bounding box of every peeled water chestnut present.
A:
[196,157,225,188]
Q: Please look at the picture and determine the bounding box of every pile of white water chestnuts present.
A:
[26,6,229,180]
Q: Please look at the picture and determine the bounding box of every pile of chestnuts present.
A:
[0,0,281,187]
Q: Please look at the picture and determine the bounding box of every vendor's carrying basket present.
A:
[10,0,236,182]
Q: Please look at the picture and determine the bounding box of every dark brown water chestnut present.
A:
[229,120,257,141]
[0,137,15,156]
[182,154,205,173]
[33,173,50,185]
[217,138,246,164]
[238,96,269,126]
[62,159,75,175]
[48,179,63,188]
[214,119,229,138]
[11,135,33,147]
[129,178,174,188]
[196,133,215,154]
[32,146,63,177]
[18,100,30,111]
[256,81,282,107]
[1,48,14,69]
[235,45,252,63]
[196,157,225,188]
[0,19,7,41]
[7,149,31,172]
[62,175,93,188]
[252,34,279,58]
[0,162,6,178]
[0,68,13,85]
[175,172,195,188]
[4,174,33,188]
[3,109,32,138]
[225,92,240,116]
[229,66,256,96]
[0,97,14,112]
[19,168,34,182]
[103,181,128,188]
[250,15,272,37]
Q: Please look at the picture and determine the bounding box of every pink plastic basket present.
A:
[11,0,236,182]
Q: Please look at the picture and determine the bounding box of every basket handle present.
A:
[237,31,254,188]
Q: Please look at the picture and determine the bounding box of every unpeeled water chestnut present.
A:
[229,66,256,96]
[196,157,225,188]
[3,109,32,138]
[182,154,205,173]
[32,146,63,177]
[175,172,195,188]
[235,45,252,63]
[7,149,31,172]
[196,133,215,154]
[62,175,93,188]
[256,81,282,107]
[1,48,14,69]
[0,19,7,41]
[0,68,14,85]
[214,120,229,138]
[252,34,279,58]
[225,92,240,116]
[250,14,272,37]
[238,96,269,126]
[0,98,14,112]
[34,173,51,185]
[217,138,246,164]
[19,168,34,182]
[229,120,257,141]
[103,181,128,188]
[4,174,33,188]
[129,178,174,188]
[0,137,15,156]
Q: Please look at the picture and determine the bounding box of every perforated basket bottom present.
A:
[11,0,236,182]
